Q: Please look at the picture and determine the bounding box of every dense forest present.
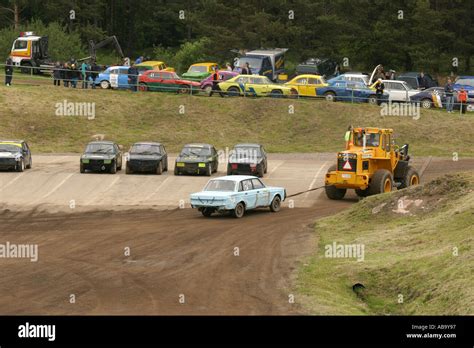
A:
[0,0,473,75]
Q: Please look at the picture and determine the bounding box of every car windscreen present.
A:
[204,180,236,192]
[398,77,417,88]
[85,144,115,154]
[232,146,261,160]
[455,78,474,87]
[188,66,207,73]
[0,144,21,153]
[130,144,161,155]
[180,146,211,157]
[236,57,263,69]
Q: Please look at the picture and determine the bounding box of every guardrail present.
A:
[1,63,472,114]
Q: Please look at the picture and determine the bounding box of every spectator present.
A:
[63,62,70,88]
[134,56,143,65]
[209,66,223,97]
[90,61,100,89]
[4,57,13,86]
[345,125,353,149]
[458,87,468,114]
[245,62,252,74]
[53,62,61,86]
[334,64,340,77]
[375,78,385,105]
[226,62,232,71]
[70,63,78,88]
[445,77,454,113]
[418,72,427,89]
[241,63,250,75]
[81,61,89,89]
[128,63,139,92]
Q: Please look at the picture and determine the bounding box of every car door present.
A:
[22,142,31,166]
[211,147,218,171]
[114,144,122,167]
[118,68,129,89]
[161,145,168,168]
[109,68,119,88]
[293,77,308,95]
[239,179,257,209]
[252,178,270,207]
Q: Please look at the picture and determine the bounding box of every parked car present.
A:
[219,75,298,98]
[135,61,175,75]
[80,141,122,174]
[138,70,200,94]
[316,81,387,104]
[96,66,131,89]
[453,76,474,100]
[200,71,238,95]
[284,74,327,97]
[227,143,268,177]
[327,73,371,86]
[397,72,438,90]
[377,80,420,102]
[125,142,168,175]
[409,87,445,109]
[181,62,218,82]
[190,175,286,218]
[174,143,219,176]
[0,140,32,172]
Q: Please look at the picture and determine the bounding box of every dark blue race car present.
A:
[316,81,388,104]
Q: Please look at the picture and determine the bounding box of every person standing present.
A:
[128,63,138,92]
[209,67,223,97]
[345,125,353,150]
[445,77,454,113]
[4,57,13,86]
[375,78,385,105]
[241,63,249,75]
[458,87,468,114]
[90,60,99,89]
[226,62,232,71]
[53,62,61,86]
[70,63,78,88]
[81,61,89,89]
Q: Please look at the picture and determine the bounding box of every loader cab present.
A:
[350,128,394,159]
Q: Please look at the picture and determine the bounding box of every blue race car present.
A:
[409,87,446,109]
[190,175,286,218]
[96,66,132,89]
[316,81,387,104]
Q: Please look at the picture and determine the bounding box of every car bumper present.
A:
[0,159,18,170]
[127,160,158,172]
[228,163,261,176]
[175,163,209,175]
[82,160,114,172]
[325,171,370,190]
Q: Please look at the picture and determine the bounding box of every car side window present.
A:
[161,73,171,80]
[240,180,253,192]
[161,145,166,154]
[251,179,265,189]
[114,144,119,153]
[110,69,118,74]
[296,78,307,85]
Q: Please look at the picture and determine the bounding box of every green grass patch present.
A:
[0,84,473,155]
[297,173,474,315]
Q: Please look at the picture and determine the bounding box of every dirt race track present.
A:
[0,154,473,314]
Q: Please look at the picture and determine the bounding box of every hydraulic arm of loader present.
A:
[84,35,124,62]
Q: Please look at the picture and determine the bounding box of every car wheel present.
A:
[324,91,336,102]
[204,85,212,96]
[178,85,191,94]
[270,89,283,98]
[110,161,117,174]
[201,208,214,217]
[156,161,163,175]
[233,202,245,218]
[16,159,24,172]
[80,163,85,173]
[368,95,378,105]
[227,86,240,97]
[269,195,281,212]
[126,164,132,174]
[100,80,110,89]
[206,163,212,176]
[26,157,32,169]
[264,163,268,174]
[139,83,148,92]
[257,165,264,177]
[421,98,432,109]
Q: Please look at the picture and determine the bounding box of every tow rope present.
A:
[286,185,325,198]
